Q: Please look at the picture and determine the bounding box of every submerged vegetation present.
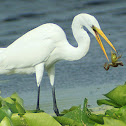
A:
[1,82,126,126]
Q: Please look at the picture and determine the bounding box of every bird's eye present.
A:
[91,25,94,29]
[92,25,96,32]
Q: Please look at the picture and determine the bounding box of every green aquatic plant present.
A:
[97,82,126,107]
[0,93,61,126]
[1,83,126,126]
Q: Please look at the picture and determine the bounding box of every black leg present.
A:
[52,86,60,116]
[36,85,40,111]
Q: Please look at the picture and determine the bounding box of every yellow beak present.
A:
[92,25,117,61]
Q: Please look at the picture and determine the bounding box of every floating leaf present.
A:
[0,97,2,108]
[104,84,126,106]
[10,93,24,107]
[89,114,104,124]
[54,116,82,126]
[3,94,25,114]
[60,105,79,115]
[96,117,126,126]
[97,99,121,107]
[3,97,18,113]
[0,106,12,122]
[12,112,61,126]
[0,117,13,126]
[23,112,61,126]
[26,109,44,113]
[14,101,26,114]
[63,105,82,123]
[55,106,83,125]
[55,98,95,126]
[105,108,119,119]
[11,113,25,126]
[114,106,126,124]
[82,98,94,126]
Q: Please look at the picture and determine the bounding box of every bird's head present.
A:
[91,24,117,61]
[80,13,117,61]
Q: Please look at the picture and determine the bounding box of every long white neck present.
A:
[64,14,91,61]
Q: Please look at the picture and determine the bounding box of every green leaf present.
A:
[82,98,90,122]
[0,106,12,122]
[58,98,95,126]
[15,102,26,114]
[89,114,104,124]
[105,108,119,119]
[63,105,82,123]
[61,106,79,115]
[10,93,24,107]
[97,99,121,107]
[23,112,61,126]
[54,116,82,126]
[12,112,61,126]
[3,97,18,113]
[3,94,25,114]
[26,109,44,113]
[96,117,126,126]
[11,113,26,126]
[55,105,84,125]
[0,117,13,126]
[104,84,126,106]
[82,98,94,126]
[0,97,2,108]
[11,113,27,126]
[114,106,126,124]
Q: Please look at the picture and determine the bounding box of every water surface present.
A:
[0,0,126,114]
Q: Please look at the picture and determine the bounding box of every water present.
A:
[0,0,126,114]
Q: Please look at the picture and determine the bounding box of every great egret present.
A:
[0,13,116,116]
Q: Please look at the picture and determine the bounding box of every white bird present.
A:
[0,13,116,116]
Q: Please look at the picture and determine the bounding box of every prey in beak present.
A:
[92,25,117,61]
